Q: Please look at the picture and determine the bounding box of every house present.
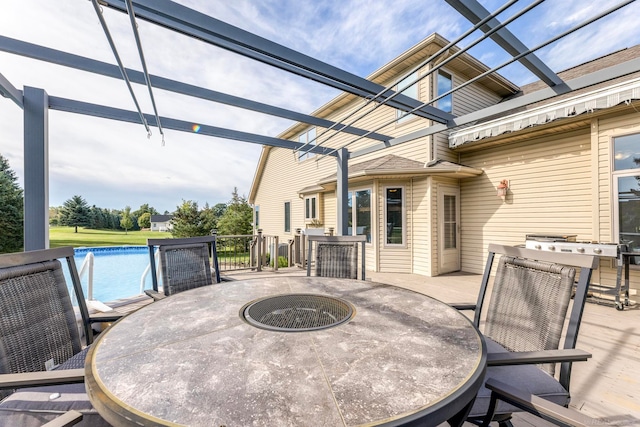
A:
[150,215,173,232]
[249,33,640,295]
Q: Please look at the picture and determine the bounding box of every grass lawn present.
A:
[49,227,163,248]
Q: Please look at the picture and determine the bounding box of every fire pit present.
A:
[242,293,354,332]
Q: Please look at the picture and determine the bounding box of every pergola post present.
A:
[23,86,49,251]
[336,148,349,236]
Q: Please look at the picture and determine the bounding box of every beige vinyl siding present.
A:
[436,72,504,164]
[253,55,514,275]
[459,129,592,273]
[452,74,502,116]
[252,147,335,241]
[411,177,432,275]
[323,191,336,232]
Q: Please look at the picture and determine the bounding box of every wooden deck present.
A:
[111,267,640,426]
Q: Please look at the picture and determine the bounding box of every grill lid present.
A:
[242,294,354,332]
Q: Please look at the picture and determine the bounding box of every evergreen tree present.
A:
[0,154,24,253]
[171,200,208,238]
[217,188,253,236]
[200,202,223,235]
[59,195,90,233]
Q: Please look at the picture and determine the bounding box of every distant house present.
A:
[150,215,173,232]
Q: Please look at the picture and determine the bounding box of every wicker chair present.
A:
[306,235,366,280]
[146,236,220,300]
[455,244,598,427]
[0,247,112,426]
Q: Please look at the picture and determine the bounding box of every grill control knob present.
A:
[548,245,556,251]
[535,244,542,250]
[577,247,585,253]
[594,248,602,255]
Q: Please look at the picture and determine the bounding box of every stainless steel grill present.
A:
[525,234,620,257]
[242,294,354,332]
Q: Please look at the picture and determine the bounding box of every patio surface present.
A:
[223,267,640,426]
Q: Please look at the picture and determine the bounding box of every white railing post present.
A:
[78,252,95,300]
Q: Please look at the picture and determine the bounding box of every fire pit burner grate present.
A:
[242,294,354,332]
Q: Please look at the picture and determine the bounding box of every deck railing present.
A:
[214,230,290,272]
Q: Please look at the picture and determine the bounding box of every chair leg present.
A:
[447,396,477,427]
[480,393,499,427]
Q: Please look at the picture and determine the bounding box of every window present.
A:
[437,70,452,113]
[613,133,640,249]
[443,195,456,249]
[284,202,291,233]
[304,196,317,220]
[298,128,316,161]
[347,189,371,242]
[396,71,419,123]
[254,205,259,227]
[385,187,404,245]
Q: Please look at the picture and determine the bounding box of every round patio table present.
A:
[86,276,486,426]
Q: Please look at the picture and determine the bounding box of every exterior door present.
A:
[438,185,460,273]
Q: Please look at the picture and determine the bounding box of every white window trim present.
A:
[611,132,640,243]
[383,185,406,247]
[436,69,453,114]
[297,128,317,162]
[254,205,260,228]
[395,71,420,125]
[304,195,318,221]
[284,201,291,234]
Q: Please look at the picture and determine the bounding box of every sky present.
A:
[1,0,640,213]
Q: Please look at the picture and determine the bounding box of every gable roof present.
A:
[249,33,512,203]
[313,154,481,191]
[150,215,173,222]
[277,33,519,142]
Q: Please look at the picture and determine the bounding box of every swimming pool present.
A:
[65,246,154,303]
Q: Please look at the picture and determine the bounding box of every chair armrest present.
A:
[0,369,84,390]
[144,289,166,301]
[450,303,476,310]
[88,311,124,323]
[483,378,596,427]
[42,410,83,427]
[487,349,592,366]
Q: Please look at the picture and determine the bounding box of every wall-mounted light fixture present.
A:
[497,179,509,198]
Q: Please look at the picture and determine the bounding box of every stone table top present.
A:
[86,276,486,426]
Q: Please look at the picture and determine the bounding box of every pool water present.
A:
[65,246,154,303]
